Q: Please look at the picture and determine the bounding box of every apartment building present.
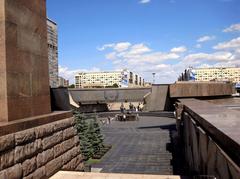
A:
[179,67,240,83]
[58,76,69,87]
[75,70,145,88]
[47,18,58,87]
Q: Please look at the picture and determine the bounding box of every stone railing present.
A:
[0,117,83,178]
[176,99,240,179]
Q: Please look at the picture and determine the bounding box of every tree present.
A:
[86,117,104,155]
[92,117,104,150]
[74,112,92,160]
[112,83,119,88]
[68,84,75,88]
[74,112,105,159]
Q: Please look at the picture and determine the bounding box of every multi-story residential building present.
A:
[75,70,145,88]
[47,18,58,87]
[58,76,69,87]
[179,67,240,84]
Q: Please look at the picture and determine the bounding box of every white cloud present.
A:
[183,52,234,64]
[197,35,215,43]
[139,0,151,4]
[195,44,202,48]
[128,43,151,55]
[98,42,131,52]
[170,46,187,53]
[213,37,240,50]
[105,52,117,60]
[99,42,183,83]
[97,43,114,51]
[223,23,240,33]
[97,36,240,83]
[113,42,131,52]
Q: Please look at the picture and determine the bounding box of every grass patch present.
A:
[86,158,101,165]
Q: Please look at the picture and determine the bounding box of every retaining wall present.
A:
[177,99,240,179]
[0,117,83,179]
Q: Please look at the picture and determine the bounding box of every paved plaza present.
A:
[92,115,177,175]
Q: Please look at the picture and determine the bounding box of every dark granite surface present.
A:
[92,116,177,175]
[179,98,240,166]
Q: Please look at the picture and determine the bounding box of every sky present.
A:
[46,0,240,84]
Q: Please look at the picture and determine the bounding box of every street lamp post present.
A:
[152,73,156,84]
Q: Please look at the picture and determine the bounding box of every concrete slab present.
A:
[50,171,184,179]
[170,82,233,98]
[179,98,240,166]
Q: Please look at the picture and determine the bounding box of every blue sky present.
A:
[46,0,240,83]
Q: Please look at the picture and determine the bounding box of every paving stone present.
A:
[92,116,176,175]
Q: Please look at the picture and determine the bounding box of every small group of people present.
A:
[120,102,144,113]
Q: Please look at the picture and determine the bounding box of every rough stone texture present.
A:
[42,131,62,150]
[0,134,15,152]
[15,128,35,145]
[35,123,54,139]
[0,149,15,170]
[62,146,81,165]
[5,164,23,179]
[22,157,37,177]
[36,148,54,168]
[45,155,63,177]
[15,139,42,163]
[23,166,46,179]
[53,117,74,132]
[53,143,64,158]
[0,0,51,122]
[0,111,72,137]
[61,137,76,154]
[74,135,80,146]
[62,154,83,171]
[63,126,75,140]
[0,117,82,178]
[75,162,85,171]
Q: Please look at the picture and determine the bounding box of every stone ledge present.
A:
[179,98,240,167]
[0,111,72,137]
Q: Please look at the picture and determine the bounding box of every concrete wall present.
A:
[144,85,170,111]
[0,117,84,179]
[69,88,151,104]
[176,99,240,179]
[170,82,234,98]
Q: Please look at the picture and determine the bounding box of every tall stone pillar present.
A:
[0,0,51,122]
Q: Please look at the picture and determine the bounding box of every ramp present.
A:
[144,85,170,111]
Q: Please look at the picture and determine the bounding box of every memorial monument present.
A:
[0,1,83,178]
